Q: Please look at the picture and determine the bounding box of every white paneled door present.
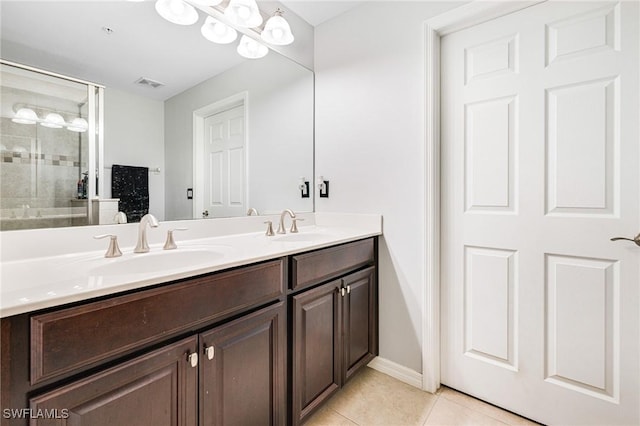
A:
[203,105,246,218]
[440,2,639,424]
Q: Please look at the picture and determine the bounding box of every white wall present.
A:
[103,88,165,220]
[314,1,464,374]
[164,53,313,220]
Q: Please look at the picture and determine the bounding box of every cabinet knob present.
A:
[187,352,198,368]
[341,288,346,297]
[205,345,215,360]
[347,285,351,294]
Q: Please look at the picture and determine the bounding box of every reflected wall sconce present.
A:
[261,9,294,46]
[67,117,89,132]
[10,105,88,133]
[155,0,199,25]
[201,16,237,44]
[224,0,262,28]
[40,113,65,129]
[153,0,293,59]
[191,0,222,6]
[11,107,38,124]
[237,35,268,59]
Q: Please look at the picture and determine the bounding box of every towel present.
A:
[111,165,149,223]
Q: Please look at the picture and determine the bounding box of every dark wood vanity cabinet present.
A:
[29,336,199,426]
[292,280,343,423]
[200,302,286,426]
[290,240,378,426]
[1,259,286,426]
[26,302,286,426]
[0,237,378,426]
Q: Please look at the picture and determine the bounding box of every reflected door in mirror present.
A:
[203,105,246,218]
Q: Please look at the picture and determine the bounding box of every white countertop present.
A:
[0,213,382,317]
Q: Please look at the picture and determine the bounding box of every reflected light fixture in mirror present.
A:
[224,0,262,28]
[155,0,199,25]
[191,0,223,6]
[11,105,89,132]
[40,112,65,129]
[11,107,38,124]
[261,9,294,46]
[67,117,89,133]
[154,0,294,59]
[201,16,238,44]
[237,35,268,59]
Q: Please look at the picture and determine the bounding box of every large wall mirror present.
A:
[0,0,314,230]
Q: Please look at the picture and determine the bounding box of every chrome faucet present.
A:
[247,207,259,216]
[277,209,296,234]
[134,214,159,253]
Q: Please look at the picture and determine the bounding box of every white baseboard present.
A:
[367,356,423,389]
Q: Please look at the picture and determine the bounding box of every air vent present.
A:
[134,77,165,89]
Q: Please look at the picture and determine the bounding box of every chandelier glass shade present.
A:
[155,0,199,25]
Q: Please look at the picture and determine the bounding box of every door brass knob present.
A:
[610,233,640,247]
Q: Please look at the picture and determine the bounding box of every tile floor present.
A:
[305,368,539,426]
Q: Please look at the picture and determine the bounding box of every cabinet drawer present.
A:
[30,259,285,385]
[291,238,374,291]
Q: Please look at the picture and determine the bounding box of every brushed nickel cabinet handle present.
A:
[205,346,215,360]
[187,352,198,368]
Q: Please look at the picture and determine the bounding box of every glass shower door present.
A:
[0,61,102,230]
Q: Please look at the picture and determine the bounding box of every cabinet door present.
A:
[29,337,198,426]
[291,280,342,425]
[199,302,286,426]
[342,267,378,383]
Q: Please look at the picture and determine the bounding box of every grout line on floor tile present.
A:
[421,392,441,426]
[439,386,542,425]
[331,406,362,426]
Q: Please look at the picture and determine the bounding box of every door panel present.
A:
[441,2,639,424]
[203,105,245,218]
[342,267,377,383]
[291,280,342,425]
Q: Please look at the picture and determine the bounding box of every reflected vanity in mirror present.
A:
[0,0,314,230]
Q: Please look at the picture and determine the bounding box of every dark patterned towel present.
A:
[111,164,149,223]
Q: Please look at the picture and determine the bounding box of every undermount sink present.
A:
[89,249,225,276]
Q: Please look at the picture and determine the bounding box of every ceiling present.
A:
[1,0,361,102]
[279,1,364,27]
[1,1,248,100]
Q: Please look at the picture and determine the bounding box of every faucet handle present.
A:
[163,228,188,250]
[94,234,123,258]
[290,218,304,233]
[264,221,275,236]
[113,211,127,224]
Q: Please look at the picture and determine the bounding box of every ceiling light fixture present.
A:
[155,0,199,25]
[237,35,268,59]
[224,0,262,28]
[67,117,89,133]
[201,16,238,44]
[261,9,294,46]
[190,0,223,6]
[153,0,293,60]
[12,108,38,124]
[40,113,65,129]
